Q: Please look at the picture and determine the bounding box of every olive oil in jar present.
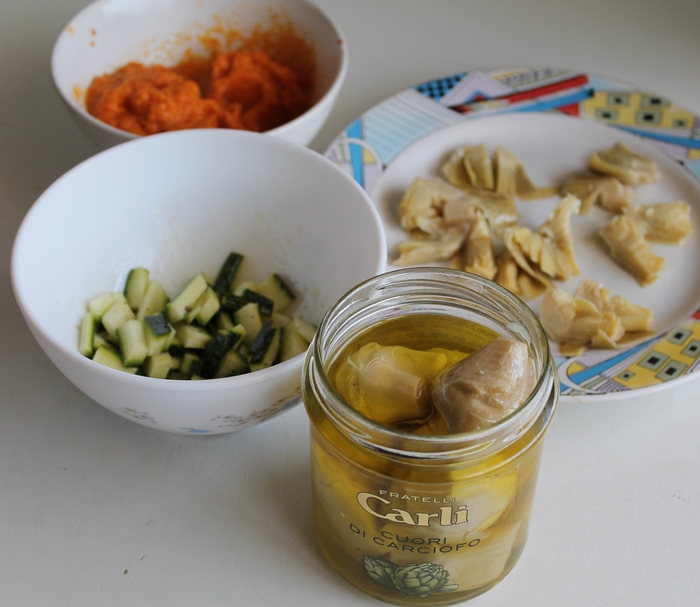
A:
[303,269,558,605]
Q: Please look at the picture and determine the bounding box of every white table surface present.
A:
[2,1,700,605]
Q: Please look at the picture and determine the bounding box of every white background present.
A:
[1,1,699,605]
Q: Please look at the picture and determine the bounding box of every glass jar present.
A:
[302,268,558,605]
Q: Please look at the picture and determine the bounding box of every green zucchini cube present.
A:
[102,299,136,340]
[166,274,208,324]
[143,314,175,356]
[142,352,173,379]
[78,312,97,357]
[117,319,148,366]
[136,279,170,320]
[87,292,126,320]
[256,274,296,313]
[92,345,138,374]
[124,267,150,311]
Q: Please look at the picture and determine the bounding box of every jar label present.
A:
[313,442,533,599]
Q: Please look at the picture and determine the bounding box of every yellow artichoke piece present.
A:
[574,279,653,333]
[599,214,664,286]
[560,174,634,214]
[608,295,653,332]
[588,141,660,186]
[536,193,581,279]
[431,337,537,433]
[572,278,610,310]
[494,251,521,295]
[394,226,466,266]
[515,271,549,301]
[631,201,692,245]
[447,521,523,590]
[494,146,555,199]
[397,177,466,237]
[444,188,518,229]
[442,144,495,190]
[540,287,624,347]
[464,214,497,280]
[502,195,580,282]
[333,343,452,426]
[502,226,553,288]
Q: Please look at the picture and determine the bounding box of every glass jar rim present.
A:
[306,267,556,460]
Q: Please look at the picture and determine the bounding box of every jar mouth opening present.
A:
[309,268,555,457]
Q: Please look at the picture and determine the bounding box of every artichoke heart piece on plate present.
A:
[540,286,624,351]
[494,250,521,295]
[494,146,557,200]
[394,226,466,266]
[560,174,634,214]
[630,201,692,244]
[464,213,498,280]
[397,177,466,237]
[443,188,519,230]
[536,193,581,279]
[574,279,653,333]
[588,141,661,186]
[441,143,495,190]
[599,214,664,286]
[501,227,553,292]
[502,194,580,283]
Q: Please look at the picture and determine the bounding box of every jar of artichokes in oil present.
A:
[302,268,558,605]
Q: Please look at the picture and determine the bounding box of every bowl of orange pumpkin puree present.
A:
[51,0,347,149]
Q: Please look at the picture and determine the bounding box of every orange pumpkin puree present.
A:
[85,20,315,135]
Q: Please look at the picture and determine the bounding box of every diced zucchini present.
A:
[200,328,245,378]
[243,289,274,317]
[256,274,295,313]
[194,287,221,326]
[232,280,257,296]
[93,331,111,350]
[167,370,191,380]
[234,302,263,347]
[271,312,291,328]
[181,352,203,376]
[81,260,312,380]
[137,279,169,320]
[213,252,245,297]
[249,322,280,371]
[143,314,175,356]
[92,345,138,374]
[214,350,250,378]
[78,312,97,357]
[280,320,311,362]
[142,352,173,379]
[293,315,317,343]
[168,343,186,359]
[102,299,136,340]
[87,292,126,319]
[220,293,246,315]
[166,274,208,324]
[216,311,235,331]
[124,267,150,311]
[175,324,212,349]
[117,319,148,366]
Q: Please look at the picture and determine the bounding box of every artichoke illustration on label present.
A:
[362,556,459,598]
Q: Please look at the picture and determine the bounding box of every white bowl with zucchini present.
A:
[11,129,386,434]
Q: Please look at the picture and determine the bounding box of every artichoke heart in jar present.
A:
[302,268,558,605]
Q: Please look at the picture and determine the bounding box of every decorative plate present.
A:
[325,67,700,401]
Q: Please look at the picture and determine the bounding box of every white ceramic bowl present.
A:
[51,0,347,149]
[11,129,386,434]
